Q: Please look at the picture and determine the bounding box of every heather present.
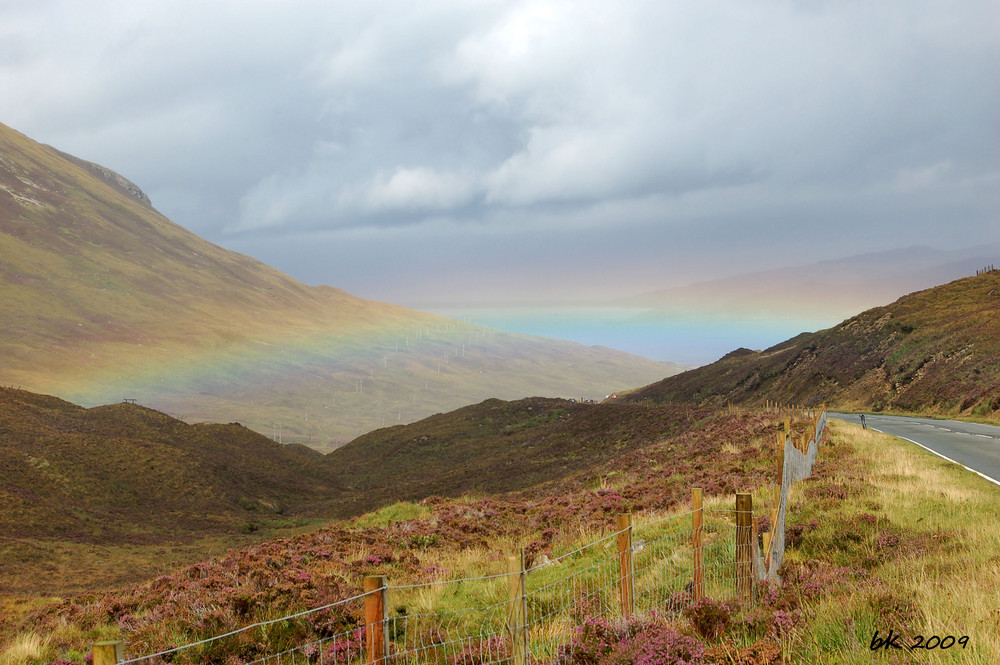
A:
[3,407,780,662]
[628,271,1000,423]
[4,412,1000,664]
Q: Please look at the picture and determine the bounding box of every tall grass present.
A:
[784,420,1000,663]
[0,633,49,665]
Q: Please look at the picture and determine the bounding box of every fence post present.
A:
[776,431,785,480]
[507,550,528,665]
[763,484,781,572]
[736,493,753,604]
[692,488,704,602]
[364,575,388,665]
[617,513,634,616]
[92,641,123,665]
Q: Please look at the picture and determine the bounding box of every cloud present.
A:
[359,168,477,211]
[220,0,1000,236]
[1,0,997,308]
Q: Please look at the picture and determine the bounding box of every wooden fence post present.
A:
[91,641,123,665]
[507,550,528,665]
[364,575,388,665]
[617,513,634,616]
[763,484,781,572]
[692,488,704,602]
[736,493,753,604]
[776,431,785,481]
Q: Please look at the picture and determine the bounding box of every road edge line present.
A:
[870,428,1000,488]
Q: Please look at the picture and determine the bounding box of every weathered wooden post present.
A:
[736,493,753,604]
[692,488,704,602]
[507,550,528,665]
[776,431,786,481]
[762,484,781,571]
[364,575,388,665]
[92,641,123,665]
[617,513,634,616]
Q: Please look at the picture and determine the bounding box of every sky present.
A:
[2,0,999,363]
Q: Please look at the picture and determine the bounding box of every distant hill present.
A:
[626,244,1000,322]
[627,272,1000,419]
[0,121,677,445]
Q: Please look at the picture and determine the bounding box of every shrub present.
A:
[682,597,731,641]
[604,623,707,665]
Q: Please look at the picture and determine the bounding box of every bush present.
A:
[683,597,731,641]
[604,624,707,665]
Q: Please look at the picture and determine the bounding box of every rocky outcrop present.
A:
[53,148,153,206]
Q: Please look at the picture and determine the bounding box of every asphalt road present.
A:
[829,412,1000,487]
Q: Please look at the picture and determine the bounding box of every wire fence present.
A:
[103,408,825,665]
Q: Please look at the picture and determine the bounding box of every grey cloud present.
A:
[1,0,997,313]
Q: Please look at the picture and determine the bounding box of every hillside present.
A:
[7,404,776,659]
[8,405,1000,663]
[627,271,1000,418]
[0,121,677,445]
[0,386,702,594]
[0,386,347,594]
[327,397,696,513]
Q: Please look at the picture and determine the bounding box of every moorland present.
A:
[2,120,999,664]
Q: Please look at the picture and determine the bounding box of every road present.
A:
[829,412,1000,487]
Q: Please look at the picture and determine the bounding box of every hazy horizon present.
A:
[2,1,997,362]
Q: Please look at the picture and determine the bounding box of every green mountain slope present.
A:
[0,121,678,445]
[327,396,694,512]
[627,272,1000,419]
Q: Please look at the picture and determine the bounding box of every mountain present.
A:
[627,271,1000,419]
[0,387,342,539]
[0,122,677,446]
[626,243,1000,322]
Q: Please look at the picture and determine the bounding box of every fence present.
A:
[94,406,826,665]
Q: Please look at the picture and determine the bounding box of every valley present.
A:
[0,121,678,446]
[2,123,998,664]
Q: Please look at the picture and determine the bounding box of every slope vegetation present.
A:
[0,386,348,593]
[0,387,342,541]
[0,122,676,445]
[627,271,1000,419]
[328,397,695,512]
[0,387,700,594]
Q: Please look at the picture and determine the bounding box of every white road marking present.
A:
[870,427,1000,488]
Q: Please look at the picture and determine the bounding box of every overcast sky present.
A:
[2,0,999,360]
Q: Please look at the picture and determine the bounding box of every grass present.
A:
[781,419,1000,663]
[4,409,999,664]
[351,502,433,529]
[0,633,49,665]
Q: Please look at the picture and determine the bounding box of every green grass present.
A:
[4,405,999,664]
[778,420,1000,663]
[352,502,433,529]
